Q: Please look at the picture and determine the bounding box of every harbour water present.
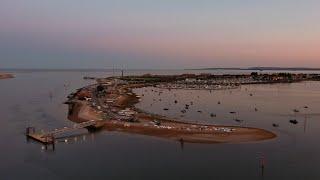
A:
[1,69,320,179]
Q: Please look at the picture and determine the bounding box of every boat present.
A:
[289,119,298,124]
[235,119,244,123]
[83,76,95,80]
[153,120,161,126]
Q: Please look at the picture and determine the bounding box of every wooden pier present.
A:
[26,120,103,144]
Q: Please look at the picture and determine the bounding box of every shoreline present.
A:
[66,77,277,144]
[68,99,276,144]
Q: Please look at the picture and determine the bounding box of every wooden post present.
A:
[26,127,35,135]
[28,127,35,134]
[26,127,30,142]
[260,155,265,177]
[179,138,184,151]
[52,136,55,151]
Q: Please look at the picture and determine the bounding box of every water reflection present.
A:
[2,70,320,179]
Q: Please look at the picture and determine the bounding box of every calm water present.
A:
[1,69,320,180]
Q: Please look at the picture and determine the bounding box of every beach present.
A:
[68,97,276,143]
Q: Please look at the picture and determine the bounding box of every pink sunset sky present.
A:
[1,0,320,69]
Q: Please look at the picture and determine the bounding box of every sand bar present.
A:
[66,76,277,144]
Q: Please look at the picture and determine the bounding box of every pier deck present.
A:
[26,120,104,144]
[27,133,54,144]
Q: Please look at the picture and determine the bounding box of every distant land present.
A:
[0,68,174,72]
[1,67,320,72]
[188,67,320,71]
[0,73,14,79]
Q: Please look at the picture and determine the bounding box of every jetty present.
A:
[26,120,102,145]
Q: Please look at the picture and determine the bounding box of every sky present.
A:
[0,0,320,69]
